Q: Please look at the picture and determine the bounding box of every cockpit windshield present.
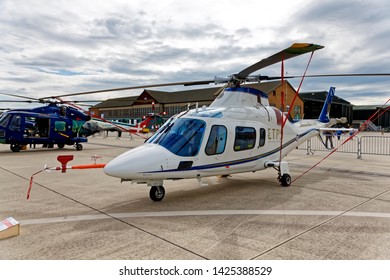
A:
[0,113,11,128]
[148,118,205,157]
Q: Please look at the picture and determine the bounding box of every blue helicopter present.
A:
[0,96,94,152]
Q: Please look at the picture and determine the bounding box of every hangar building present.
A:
[299,90,353,124]
[89,81,305,121]
[353,105,390,130]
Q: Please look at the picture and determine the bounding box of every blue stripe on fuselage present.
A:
[145,128,319,174]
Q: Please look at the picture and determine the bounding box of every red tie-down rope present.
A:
[27,155,106,199]
[292,98,390,183]
[279,55,285,163]
[279,51,315,163]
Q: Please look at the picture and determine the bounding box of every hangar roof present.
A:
[353,105,389,110]
[91,87,222,108]
[91,81,304,109]
[299,91,351,105]
[244,80,283,93]
[144,87,222,104]
[91,96,139,109]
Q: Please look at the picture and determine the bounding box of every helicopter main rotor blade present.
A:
[0,100,40,103]
[39,43,325,99]
[235,43,324,79]
[285,73,390,79]
[44,80,215,99]
[0,92,40,101]
[246,73,390,82]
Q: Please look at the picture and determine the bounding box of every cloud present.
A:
[0,0,389,108]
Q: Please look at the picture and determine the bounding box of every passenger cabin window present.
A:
[55,121,66,132]
[205,125,227,155]
[259,128,266,147]
[234,126,256,151]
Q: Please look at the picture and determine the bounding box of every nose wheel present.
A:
[149,186,165,202]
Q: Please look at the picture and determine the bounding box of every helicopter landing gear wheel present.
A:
[58,143,65,149]
[280,174,292,187]
[149,186,165,202]
[10,144,21,152]
[75,143,83,151]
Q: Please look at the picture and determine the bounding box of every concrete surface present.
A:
[0,132,389,260]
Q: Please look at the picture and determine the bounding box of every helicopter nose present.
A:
[82,121,96,132]
[104,144,167,179]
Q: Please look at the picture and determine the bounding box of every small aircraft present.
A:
[83,113,164,136]
[0,101,94,152]
[27,43,390,202]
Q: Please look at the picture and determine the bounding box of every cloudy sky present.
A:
[1,0,389,109]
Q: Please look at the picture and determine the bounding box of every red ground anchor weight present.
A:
[57,155,74,173]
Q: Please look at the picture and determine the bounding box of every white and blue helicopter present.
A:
[100,43,339,201]
[31,43,371,202]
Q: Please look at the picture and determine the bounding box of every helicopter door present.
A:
[22,117,51,138]
[35,118,50,138]
[230,126,257,171]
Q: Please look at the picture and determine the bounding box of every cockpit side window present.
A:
[205,125,227,155]
[154,118,206,157]
[9,115,22,132]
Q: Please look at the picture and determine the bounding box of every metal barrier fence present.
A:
[298,135,390,159]
[359,136,390,158]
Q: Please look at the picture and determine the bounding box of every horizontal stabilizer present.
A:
[319,128,355,132]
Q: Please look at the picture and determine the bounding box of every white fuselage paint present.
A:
[103,87,328,184]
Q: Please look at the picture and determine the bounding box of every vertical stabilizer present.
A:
[318,87,335,123]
